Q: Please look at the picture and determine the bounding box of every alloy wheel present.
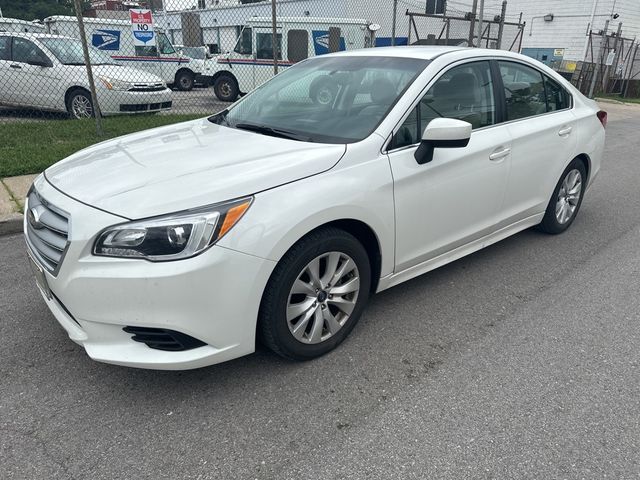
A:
[286,251,360,344]
[71,95,93,119]
[555,168,582,224]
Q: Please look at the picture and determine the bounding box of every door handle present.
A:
[489,147,511,161]
[558,126,573,136]
[9,64,22,69]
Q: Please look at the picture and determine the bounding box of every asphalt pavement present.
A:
[1,103,640,479]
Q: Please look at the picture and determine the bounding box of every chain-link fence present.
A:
[0,0,528,131]
[571,24,640,99]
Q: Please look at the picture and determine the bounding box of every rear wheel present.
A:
[538,158,587,234]
[259,228,371,361]
[66,89,93,119]
[213,74,239,102]
[175,70,195,91]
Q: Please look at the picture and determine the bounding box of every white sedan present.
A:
[24,46,606,369]
[0,33,172,118]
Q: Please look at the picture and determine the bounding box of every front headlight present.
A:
[93,198,252,261]
[98,76,133,91]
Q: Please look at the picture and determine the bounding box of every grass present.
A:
[0,114,202,178]
[597,94,640,104]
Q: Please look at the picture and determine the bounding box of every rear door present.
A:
[496,61,577,222]
[253,26,282,89]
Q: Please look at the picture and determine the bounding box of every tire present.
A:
[175,70,195,91]
[309,76,338,105]
[538,158,587,234]
[259,227,371,361]
[66,89,94,119]
[213,74,239,102]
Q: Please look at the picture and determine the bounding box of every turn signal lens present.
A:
[218,201,251,239]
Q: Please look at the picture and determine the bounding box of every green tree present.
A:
[0,0,75,21]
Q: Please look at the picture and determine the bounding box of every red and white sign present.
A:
[130,9,156,47]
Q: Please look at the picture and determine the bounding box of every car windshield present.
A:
[209,56,429,144]
[39,37,116,65]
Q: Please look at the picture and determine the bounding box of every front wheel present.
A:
[213,74,239,102]
[175,70,195,91]
[538,158,587,234]
[259,228,371,361]
[66,90,94,119]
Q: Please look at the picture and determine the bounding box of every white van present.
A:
[208,17,378,102]
[0,18,46,34]
[44,15,204,91]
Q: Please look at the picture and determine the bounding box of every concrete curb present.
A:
[0,214,23,237]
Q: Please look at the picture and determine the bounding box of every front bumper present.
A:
[25,175,276,370]
[98,88,173,115]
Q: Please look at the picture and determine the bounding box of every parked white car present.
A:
[0,33,172,118]
[25,47,606,370]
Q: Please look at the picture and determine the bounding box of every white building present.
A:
[157,0,639,63]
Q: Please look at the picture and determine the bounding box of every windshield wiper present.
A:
[234,123,310,142]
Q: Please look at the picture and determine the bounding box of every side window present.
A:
[157,33,175,55]
[234,27,252,55]
[256,32,282,60]
[12,37,49,65]
[544,76,570,112]
[287,29,308,63]
[390,61,495,149]
[135,45,159,57]
[498,61,546,121]
[0,37,11,61]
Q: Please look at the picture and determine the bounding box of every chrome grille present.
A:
[25,189,70,275]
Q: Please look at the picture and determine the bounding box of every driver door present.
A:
[10,37,58,109]
[388,60,513,271]
[253,27,282,90]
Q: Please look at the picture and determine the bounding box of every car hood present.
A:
[91,64,164,84]
[45,118,346,219]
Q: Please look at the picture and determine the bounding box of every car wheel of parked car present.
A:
[538,158,587,234]
[309,76,338,105]
[175,70,195,91]
[66,90,94,119]
[214,74,239,102]
[259,227,371,361]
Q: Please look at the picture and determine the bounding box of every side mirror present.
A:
[414,118,472,165]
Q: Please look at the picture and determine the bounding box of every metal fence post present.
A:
[588,19,609,98]
[271,0,278,75]
[603,22,622,93]
[73,0,103,135]
[391,0,398,46]
[477,0,485,48]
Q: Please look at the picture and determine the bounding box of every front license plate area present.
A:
[28,253,52,300]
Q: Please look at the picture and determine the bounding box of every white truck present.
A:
[0,17,46,34]
[44,15,205,91]
[208,16,379,102]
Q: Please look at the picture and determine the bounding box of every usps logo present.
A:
[311,31,346,55]
[91,30,121,51]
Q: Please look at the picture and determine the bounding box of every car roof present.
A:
[0,32,69,39]
[328,46,526,61]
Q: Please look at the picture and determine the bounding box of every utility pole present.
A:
[477,0,485,48]
[603,21,622,93]
[496,0,507,49]
[271,0,278,75]
[588,19,609,98]
[468,0,478,47]
[73,0,103,135]
[391,0,398,46]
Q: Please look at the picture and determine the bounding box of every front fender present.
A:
[218,154,395,278]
